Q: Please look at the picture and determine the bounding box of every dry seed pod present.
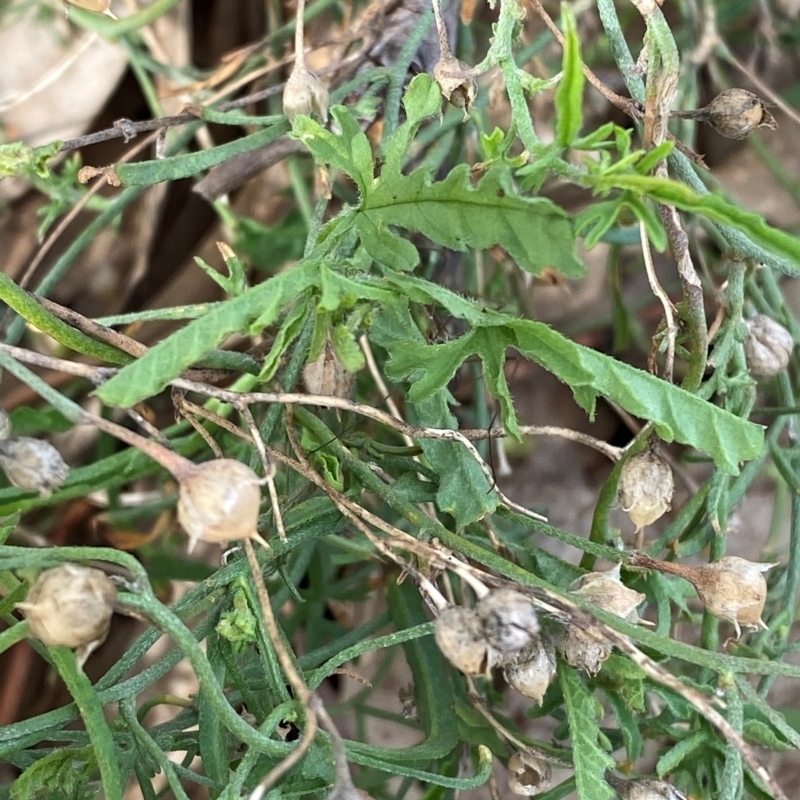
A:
[16,564,116,666]
[503,637,557,703]
[65,0,118,18]
[507,752,552,796]
[630,554,777,639]
[618,447,674,547]
[606,774,687,800]
[303,337,355,399]
[744,314,794,377]
[673,89,777,139]
[0,409,10,441]
[177,459,264,553]
[283,64,329,124]
[561,565,646,675]
[0,436,69,496]
[476,587,540,658]
[570,564,646,623]
[434,605,491,675]
[433,56,477,119]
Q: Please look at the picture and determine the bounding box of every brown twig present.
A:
[526,0,641,120]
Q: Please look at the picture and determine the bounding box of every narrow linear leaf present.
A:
[115,123,289,186]
[95,261,320,407]
[555,4,584,147]
[595,173,800,270]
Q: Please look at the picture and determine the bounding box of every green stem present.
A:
[116,591,292,757]
[0,273,131,364]
[0,621,29,656]
[119,698,192,800]
[49,646,123,800]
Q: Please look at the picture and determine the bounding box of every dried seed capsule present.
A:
[434,606,491,676]
[433,56,477,120]
[283,64,329,124]
[561,565,646,675]
[507,751,552,796]
[630,553,777,640]
[177,459,264,552]
[503,637,557,703]
[0,409,10,441]
[16,564,116,666]
[618,447,674,548]
[744,314,794,377]
[303,336,355,399]
[606,774,687,800]
[570,564,646,622]
[701,89,776,139]
[0,436,69,496]
[476,588,540,658]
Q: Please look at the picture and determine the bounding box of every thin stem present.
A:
[640,220,677,382]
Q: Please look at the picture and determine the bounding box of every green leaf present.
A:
[364,164,586,278]
[354,214,419,271]
[384,327,522,438]
[0,141,60,179]
[555,4,584,147]
[558,662,615,800]
[656,730,712,776]
[290,107,374,195]
[94,261,320,406]
[115,123,289,186]
[742,720,792,752]
[375,271,763,472]
[330,324,366,372]
[593,172,800,270]
[371,302,497,528]
[11,747,96,800]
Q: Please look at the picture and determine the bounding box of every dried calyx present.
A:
[433,57,477,120]
[606,774,687,800]
[631,553,777,639]
[16,564,117,666]
[434,587,540,676]
[503,637,557,703]
[0,408,10,440]
[673,88,777,139]
[283,63,329,124]
[0,436,69,497]
[744,314,794,377]
[507,751,552,796]
[81,411,266,553]
[303,335,355,398]
[561,564,645,675]
[617,443,674,548]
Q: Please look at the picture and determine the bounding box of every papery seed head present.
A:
[690,556,776,639]
[433,56,477,120]
[16,564,116,666]
[503,638,557,703]
[0,409,10,441]
[744,314,794,377]
[507,751,552,796]
[303,336,355,399]
[618,449,674,536]
[0,436,69,496]
[434,606,491,676]
[703,89,776,140]
[177,459,263,552]
[607,774,687,800]
[283,64,329,124]
[570,564,646,622]
[476,587,540,657]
